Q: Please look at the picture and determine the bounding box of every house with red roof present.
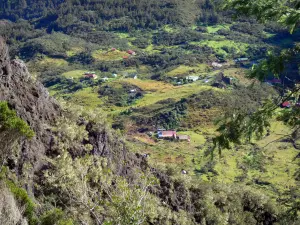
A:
[158,130,177,139]
[281,101,291,108]
[127,50,136,55]
[84,72,97,79]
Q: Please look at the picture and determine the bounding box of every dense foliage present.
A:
[0,101,34,167]
[0,0,207,31]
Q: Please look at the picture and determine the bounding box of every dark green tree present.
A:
[0,101,34,167]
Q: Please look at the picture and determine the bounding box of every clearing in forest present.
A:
[92,49,129,61]
[166,64,209,77]
[63,70,87,79]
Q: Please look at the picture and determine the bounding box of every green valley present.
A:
[0,0,299,224]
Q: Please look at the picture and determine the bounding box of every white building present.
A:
[186,76,199,82]
[102,77,109,82]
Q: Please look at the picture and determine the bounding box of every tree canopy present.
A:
[213,0,300,150]
[223,0,300,32]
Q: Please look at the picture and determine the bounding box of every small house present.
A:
[101,77,109,82]
[158,131,177,139]
[187,76,199,82]
[127,50,136,55]
[122,56,129,59]
[84,72,97,79]
[111,48,117,51]
[234,58,249,63]
[282,101,291,108]
[177,134,190,142]
[129,89,137,93]
[112,73,118,78]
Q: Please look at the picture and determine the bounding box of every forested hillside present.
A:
[0,0,300,224]
[0,0,209,30]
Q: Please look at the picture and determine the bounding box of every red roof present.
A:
[111,48,116,51]
[282,101,291,107]
[160,131,176,137]
[127,50,135,54]
[85,74,97,78]
[122,56,129,59]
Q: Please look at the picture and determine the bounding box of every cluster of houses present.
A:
[157,130,190,142]
[211,58,250,68]
[83,70,139,81]
[83,71,120,82]
[173,75,200,85]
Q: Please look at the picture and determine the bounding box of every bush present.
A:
[0,183,28,225]
[0,101,35,139]
[6,180,38,225]
[41,208,73,225]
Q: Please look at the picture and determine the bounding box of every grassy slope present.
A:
[133,82,220,107]
[191,39,249,56]
[63,70,87,79]
[92,49,130,61]
[206,24,231,33]
[39,23,299,200]
[129,121,298,198]
[166,64,209,77]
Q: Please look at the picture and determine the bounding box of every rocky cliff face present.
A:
[0,37,61,177]
[0,37,146,185]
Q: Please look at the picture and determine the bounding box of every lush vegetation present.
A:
[0,101,34,168]
[0,0,300,224]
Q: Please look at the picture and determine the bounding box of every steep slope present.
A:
[0,37,61,174]
[0,36,145,189]
[0,37,290,225]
